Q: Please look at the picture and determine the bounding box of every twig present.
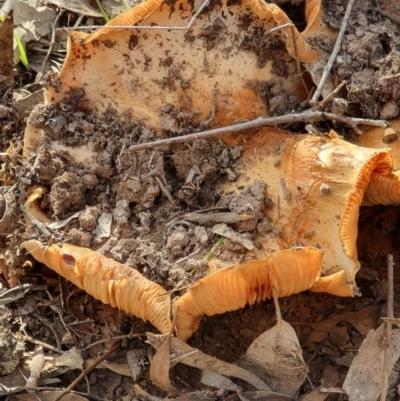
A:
[200,89,217,128]
[272,288,282,327]
[370,7,400,25]
[55,341,121,401]
[23,335,63,354]
[20,205,52,238]
[175,246,203,264]
[313,80,347,110]
[154,176,175,204]
[380,254,394,401]
[36,313,62,351]
[310,0,356,104]
[1,386,107,401]
[81,333,144,352]
[183,212,253,225]
[128,110,387,151]
[36,9,64,83]
[280,178,290,200]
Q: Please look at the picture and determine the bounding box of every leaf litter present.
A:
[1,0,400,399]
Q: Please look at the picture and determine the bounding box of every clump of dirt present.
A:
[324,0,400,119]
[239,17,289,73]
[20,98,256,290]
[251,78,302,116]
[50,172,85,216]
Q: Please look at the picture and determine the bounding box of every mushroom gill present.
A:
[21,240,171,335]
[174,247,323,341]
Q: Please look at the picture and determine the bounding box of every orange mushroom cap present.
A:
[21,240,171,334]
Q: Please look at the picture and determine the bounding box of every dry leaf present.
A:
[126,349,147,382]
[149,335,178,393]
[54,347,83,370]
[241,320,307,397]
[343,324,400,401]
[200,370,242,391]
[310,305,381,336]
[320,365,339,388]
[301,389,330,401]
[147,333,270,391]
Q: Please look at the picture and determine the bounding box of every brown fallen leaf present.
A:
[147,333,270,391]
[200,370,242,392]
[149,333,178,393]
[126,349,147,382]
[310,305,381,336]
[342,324,400,400]
[241,320,307,397]
[301,389,330,401]
[54,347,83,371]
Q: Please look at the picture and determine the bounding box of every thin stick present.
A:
[55,341,120,401]
[380,254,394,401]
[272,288,282,327]
[1,386,107,401]
[128,110,387,152]
[23,335,63,354]
[200,89,217,128]
[310,0,356,104]
[36,9,64,83]
[20,205,52,238]
[81,333,144,352]
[313,80,347,110]
[370,7,400,25]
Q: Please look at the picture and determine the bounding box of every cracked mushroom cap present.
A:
[218,128,394,294]
[171,128,398,340]
[21,240,171,334]
[23,0,320,156]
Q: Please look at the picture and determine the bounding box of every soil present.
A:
[1,0,400,399]
[324,0,400,119]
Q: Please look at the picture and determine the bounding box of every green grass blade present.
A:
[95,0,110,22]
[122,0,130,9]
[13,32,29,68]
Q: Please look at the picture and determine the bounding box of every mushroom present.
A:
[174,247,323,341]
[24,0,322,155]
[172,128,399,339]
[21,240,171,334]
